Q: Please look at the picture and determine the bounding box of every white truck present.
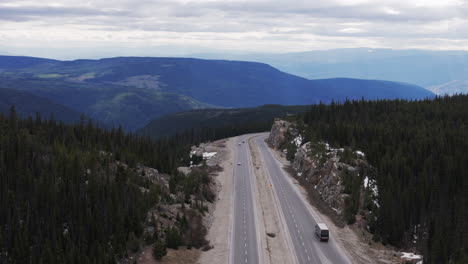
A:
[315,223,329,242]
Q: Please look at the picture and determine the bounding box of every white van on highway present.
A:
[315,223,329,242]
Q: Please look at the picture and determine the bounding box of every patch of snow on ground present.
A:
[292,136,303,147]
[202,152,217,160]
[190,150,197,158]
[366,177,380,208]
[355,150,365,157]
[401,252,423,261]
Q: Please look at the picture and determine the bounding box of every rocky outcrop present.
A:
[267,119,298,149]
[268,119,373,218]
[292,142,362,215]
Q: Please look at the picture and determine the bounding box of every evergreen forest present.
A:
[298,95,468,264]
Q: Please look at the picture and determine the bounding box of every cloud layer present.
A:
[1,0,467,58]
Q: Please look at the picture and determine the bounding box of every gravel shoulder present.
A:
[197,138,235,264]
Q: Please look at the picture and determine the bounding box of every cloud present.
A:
[0,5,129,22]
[0,0,467,58]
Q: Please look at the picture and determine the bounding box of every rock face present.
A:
[292,142,357,215]
[268,119,370,217]
[267,119,298,149]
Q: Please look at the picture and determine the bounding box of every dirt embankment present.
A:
[129,138,232,264]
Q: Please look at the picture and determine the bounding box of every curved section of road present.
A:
[231,136,260,264]
[254,135,351,264]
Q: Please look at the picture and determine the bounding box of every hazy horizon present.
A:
[1,0,467,60]
[2,46,468,61]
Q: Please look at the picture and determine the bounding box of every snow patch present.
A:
[291,136,303,147]
[401,252,423,261]
[202,152,217,160]
[355,150,365,157]
[364,176,380,208]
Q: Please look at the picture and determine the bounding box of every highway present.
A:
[253,134,351,264]
[230,136,261,264]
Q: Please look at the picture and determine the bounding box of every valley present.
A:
[2,0,467,263]
[0,55,465,264]
[0,55,433,131]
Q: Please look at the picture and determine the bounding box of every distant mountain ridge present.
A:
[428,80,468,95]
[191,48,468,95]
[0,88,81,123]
[0,55,57,69]
[0,55,434,130]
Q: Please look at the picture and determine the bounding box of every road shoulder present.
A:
[198,138,235,264]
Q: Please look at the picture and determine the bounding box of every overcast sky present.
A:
[1,0,467,59]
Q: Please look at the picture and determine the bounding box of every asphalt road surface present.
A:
[231,136,260,264]
[254,134,351,264]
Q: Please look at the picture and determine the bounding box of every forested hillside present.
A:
[138,104,309,139]
[0,88,82,123]
[294,95,468,264]
[0,107,229,263]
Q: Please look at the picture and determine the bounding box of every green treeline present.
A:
[0,108,220,263]
[299,95,468,264]
[172,121,271,145]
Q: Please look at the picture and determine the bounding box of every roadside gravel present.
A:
[198,138,234,264]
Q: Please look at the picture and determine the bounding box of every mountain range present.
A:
[191,48,468,95]
[0,55,434,130]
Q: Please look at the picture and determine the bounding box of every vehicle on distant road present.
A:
[315,223,329,242]
[237,162,241,165]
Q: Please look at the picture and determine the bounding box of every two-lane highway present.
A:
[254,134,351,264]
[231,136,260,264]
